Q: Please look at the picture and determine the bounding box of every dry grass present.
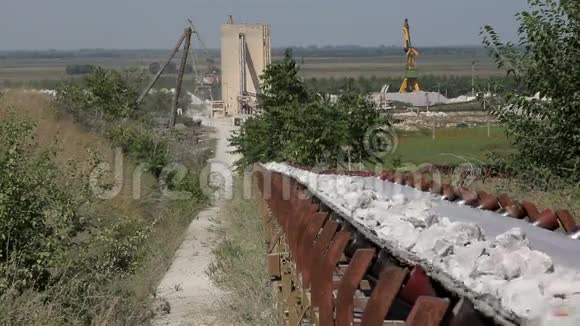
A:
[0,90,157,223]
[0,90,212,325]
[208,180,278,326]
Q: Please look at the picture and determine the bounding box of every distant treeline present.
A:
[0,46,488,60]
[0,49,173,60]
[305,75,526,98]
[275,45,489,58]
[65,64,96,75]
[148,62,196,75]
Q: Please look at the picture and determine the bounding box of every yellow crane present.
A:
[399,19,422,93]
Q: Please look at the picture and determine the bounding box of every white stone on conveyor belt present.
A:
[264,162,580,325]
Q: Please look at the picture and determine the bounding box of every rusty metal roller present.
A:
[399,266,437,305]
[404,175,415,188]
[441,184,457,201]
[556,209,579,234]
[458,187,479,206]
[394,174,405,184]
[380,172,395,182]
[416,179,432,192]
[430,182,444,195]
[505,203,526,219]
[532,209,560,231]
[521,200,541,222]
[477,191,500,211]
[497,194,513,212]
[497,194,526,219]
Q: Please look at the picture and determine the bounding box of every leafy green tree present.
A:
[482,0,580,180]
[259,49,312,108]
[230,50,390,169]
[58,67,139,120]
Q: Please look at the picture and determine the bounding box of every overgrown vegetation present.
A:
[208,180,277,326]
[231,50,391,169]
[0,112,156,324]
[482,0,580,182]
[0,64,211,324]
[0,117,89,293]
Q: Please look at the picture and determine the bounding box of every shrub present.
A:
[0,117,87,293]
[108,124,168,177]
[57,67,139,120]
[482,0,580,181]
[230,50,391,169]
[57,68,173,177]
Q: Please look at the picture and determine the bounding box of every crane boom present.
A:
[399,19,422,93]
[403,19,411,53]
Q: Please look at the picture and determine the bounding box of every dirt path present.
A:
[152,118,239,326]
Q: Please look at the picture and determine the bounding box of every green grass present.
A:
[389,126,512,165]
[207,180,277,326]
[382,126,580,223]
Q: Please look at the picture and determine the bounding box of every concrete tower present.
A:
[220,23,271,117]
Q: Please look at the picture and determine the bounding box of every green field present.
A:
[390,126,512,165]
[0,55,209,91]
[299,54,499,79]
[1,51,501,88]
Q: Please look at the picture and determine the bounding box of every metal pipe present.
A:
[239,33,247,96]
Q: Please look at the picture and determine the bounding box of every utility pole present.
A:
[486,82,491,138]
[170,27,192,128]
[471,60,477,97]
[426,94,435,140]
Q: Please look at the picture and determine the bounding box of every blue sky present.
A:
[0,0,529,50]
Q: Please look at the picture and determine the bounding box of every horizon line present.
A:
[0,44,487,53]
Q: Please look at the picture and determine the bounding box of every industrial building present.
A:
[219,22,271,118]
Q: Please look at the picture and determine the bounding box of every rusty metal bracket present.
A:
[298,213,329,285]
[399,266,437,305]
[316,230,352,326]
[336,248,376,326]
[360,267,408,326]
[405,296,450,326]
[308,218,339,292]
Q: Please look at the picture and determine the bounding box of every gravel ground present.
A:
[152,118,239,326]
